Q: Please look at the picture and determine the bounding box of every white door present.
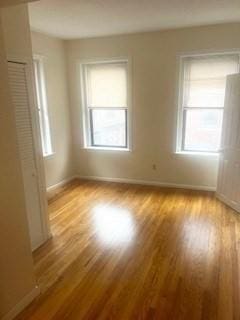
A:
[217,74,240,213]
[8,61,47,250]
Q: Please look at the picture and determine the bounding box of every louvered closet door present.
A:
[217,74,240,213]
[8,61,44,250]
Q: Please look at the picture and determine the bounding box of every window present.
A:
[177,53,240,153]
[81,60,129,149]
[33,58,53,156]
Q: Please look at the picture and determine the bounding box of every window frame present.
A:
[33,55,53,157]
[80,58,131,151]
[176,51,240,155]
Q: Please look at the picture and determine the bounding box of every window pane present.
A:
[184,55,239,108]
[87,63,127,107]
[34,60,52,156]
[91,109,126,147]
[184,109,223,152]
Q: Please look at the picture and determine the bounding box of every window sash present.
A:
[34,59,53,156]
[178,53,240,153]
[182,108,223,152]
[183,106,224,110]
[88,107,128,148]
[82,60,129,149]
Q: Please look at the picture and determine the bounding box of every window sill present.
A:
[83,146,131,152]
[175,151,219,157]
[43,152,55,159]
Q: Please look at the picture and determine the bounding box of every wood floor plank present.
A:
[15,180,240,319]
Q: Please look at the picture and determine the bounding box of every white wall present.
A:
[31,31,74,188]
[66,23,240,189]
[1,2,33,59]
[0,4,37,318]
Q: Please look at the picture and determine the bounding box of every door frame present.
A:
[8,54,51,246]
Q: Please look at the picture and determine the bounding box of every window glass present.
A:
[184,109,223,152]
[34,59,53,156]
[179,54,239,152]
[91,109,126,147]
[82,61,129,149]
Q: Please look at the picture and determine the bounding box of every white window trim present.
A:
[80,58,132,152]
[33,54,54,157]
[175,50,240,156]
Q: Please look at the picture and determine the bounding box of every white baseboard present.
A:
[216,193,240,213]
[47,176,77,193]
[2,286,40,320]
[77,175,216,192]
[47,175,216,193]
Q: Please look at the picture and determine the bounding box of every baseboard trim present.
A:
[216,193,240,213]
[77,175,216,192]
[47,176,77,193]
[47,175,216,193]
[2,286,40,320]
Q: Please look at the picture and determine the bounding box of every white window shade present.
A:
[183,55,239,108]
[86,63,127,108]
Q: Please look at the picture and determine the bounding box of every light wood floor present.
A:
[16,180,240,320]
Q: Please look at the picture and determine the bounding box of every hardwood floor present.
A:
[16,179,240,320]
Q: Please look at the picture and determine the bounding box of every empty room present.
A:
[1,0,240,319]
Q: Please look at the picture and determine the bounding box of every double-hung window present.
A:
[81,60,129,150]
[177,53,240,153]
[33,58,53,156]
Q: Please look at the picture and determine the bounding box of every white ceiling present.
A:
[29,0,240,40]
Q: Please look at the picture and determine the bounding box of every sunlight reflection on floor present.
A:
[92,204,135,246]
